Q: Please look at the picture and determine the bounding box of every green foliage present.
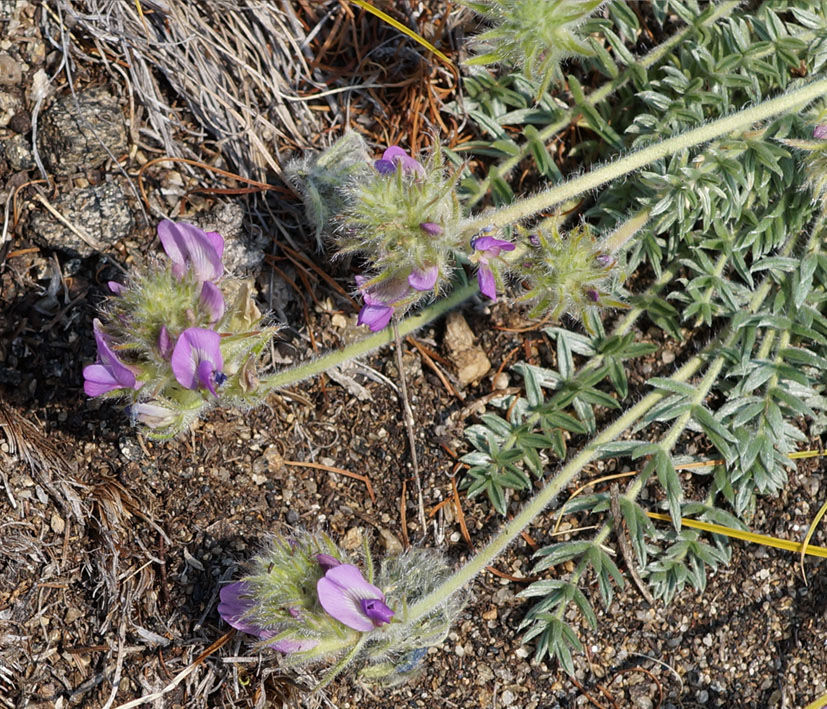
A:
[455,0,827,673]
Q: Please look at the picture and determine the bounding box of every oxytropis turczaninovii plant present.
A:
[218,533,463,687]
[83,220,278,437]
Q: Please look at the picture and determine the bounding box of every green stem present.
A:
[463,77,827,233]
[409,215,811,622]
[407,351,705,622]
[314,634,368,691]
[465,0,744,208]
[259,281,476,391]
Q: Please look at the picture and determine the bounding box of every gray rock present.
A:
[0,53,23,86]
[29,181,134,257]
[37,87,127,176]
[0,90,21,128]
[3,133,34,171]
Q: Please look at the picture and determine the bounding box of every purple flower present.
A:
[585,288,601,303]
[374,146,425,177]
[83,319,141,397]
[200,281,225,323]
[355,275,412,332]
[170,327,225,396]
[419,222,443,236]
[108,281,126,295]
[472,235,515,302]
[815,125,827,140]
[128,402,178,429]
[158,220,224,283]
[218,582,318,654]
[408,265,438,291]
[316,564,394,631]
[316,553,342,572]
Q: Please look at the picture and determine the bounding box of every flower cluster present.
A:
[515,221,625,328]
[83,220,278,437]
[333,142,462,331]
[219,533,463,686]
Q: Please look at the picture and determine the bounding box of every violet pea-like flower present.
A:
[407,265,438,291]
[170,327,226,396]
[355,275,412,332]
[218,582,318,654]
[316,564,394,631]
[815,125,827,140]
[83,319,141,397]
[158,220,224,283]
[472,235,515,302]
[374,146,426,177]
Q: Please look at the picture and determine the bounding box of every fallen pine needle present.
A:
[349,0,453,66]
[283,460,376,503]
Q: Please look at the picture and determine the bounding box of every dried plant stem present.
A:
[393,321,426,536]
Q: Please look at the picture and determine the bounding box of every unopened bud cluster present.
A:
[83,220,278,437]
[219,532,464,687]
[515,221,625,327]
[462,0,605,98]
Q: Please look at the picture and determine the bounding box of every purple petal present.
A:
[357,303,394,331]
[218,582,263,636]
[108,281,126,295]
[316,564,387,632]
[171,327,224,391]
[157,220,223,283]
[382,146,408,162]
[316,554,341,572]
[595,253,613,267]
[200,281,225,323]
[374,159,397,175]
[360,598,394,625]
[472,236,515,256]
[158,326,173,359]
[198,358,218,396]
[408,265,438,291]
[477,264,497,301]
[814,125,827,139]
[378,146,425,176]
[85,319,138,395]
[419,222,443,236]
[83,364,126,397]
[585,288,601,303]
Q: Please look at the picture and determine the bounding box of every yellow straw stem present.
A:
[349,0,453,66]
[799,497,827,583]
[646,512,827,559]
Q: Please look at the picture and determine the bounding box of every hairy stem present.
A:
[465,0,744,207]
[463,77,827,233]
